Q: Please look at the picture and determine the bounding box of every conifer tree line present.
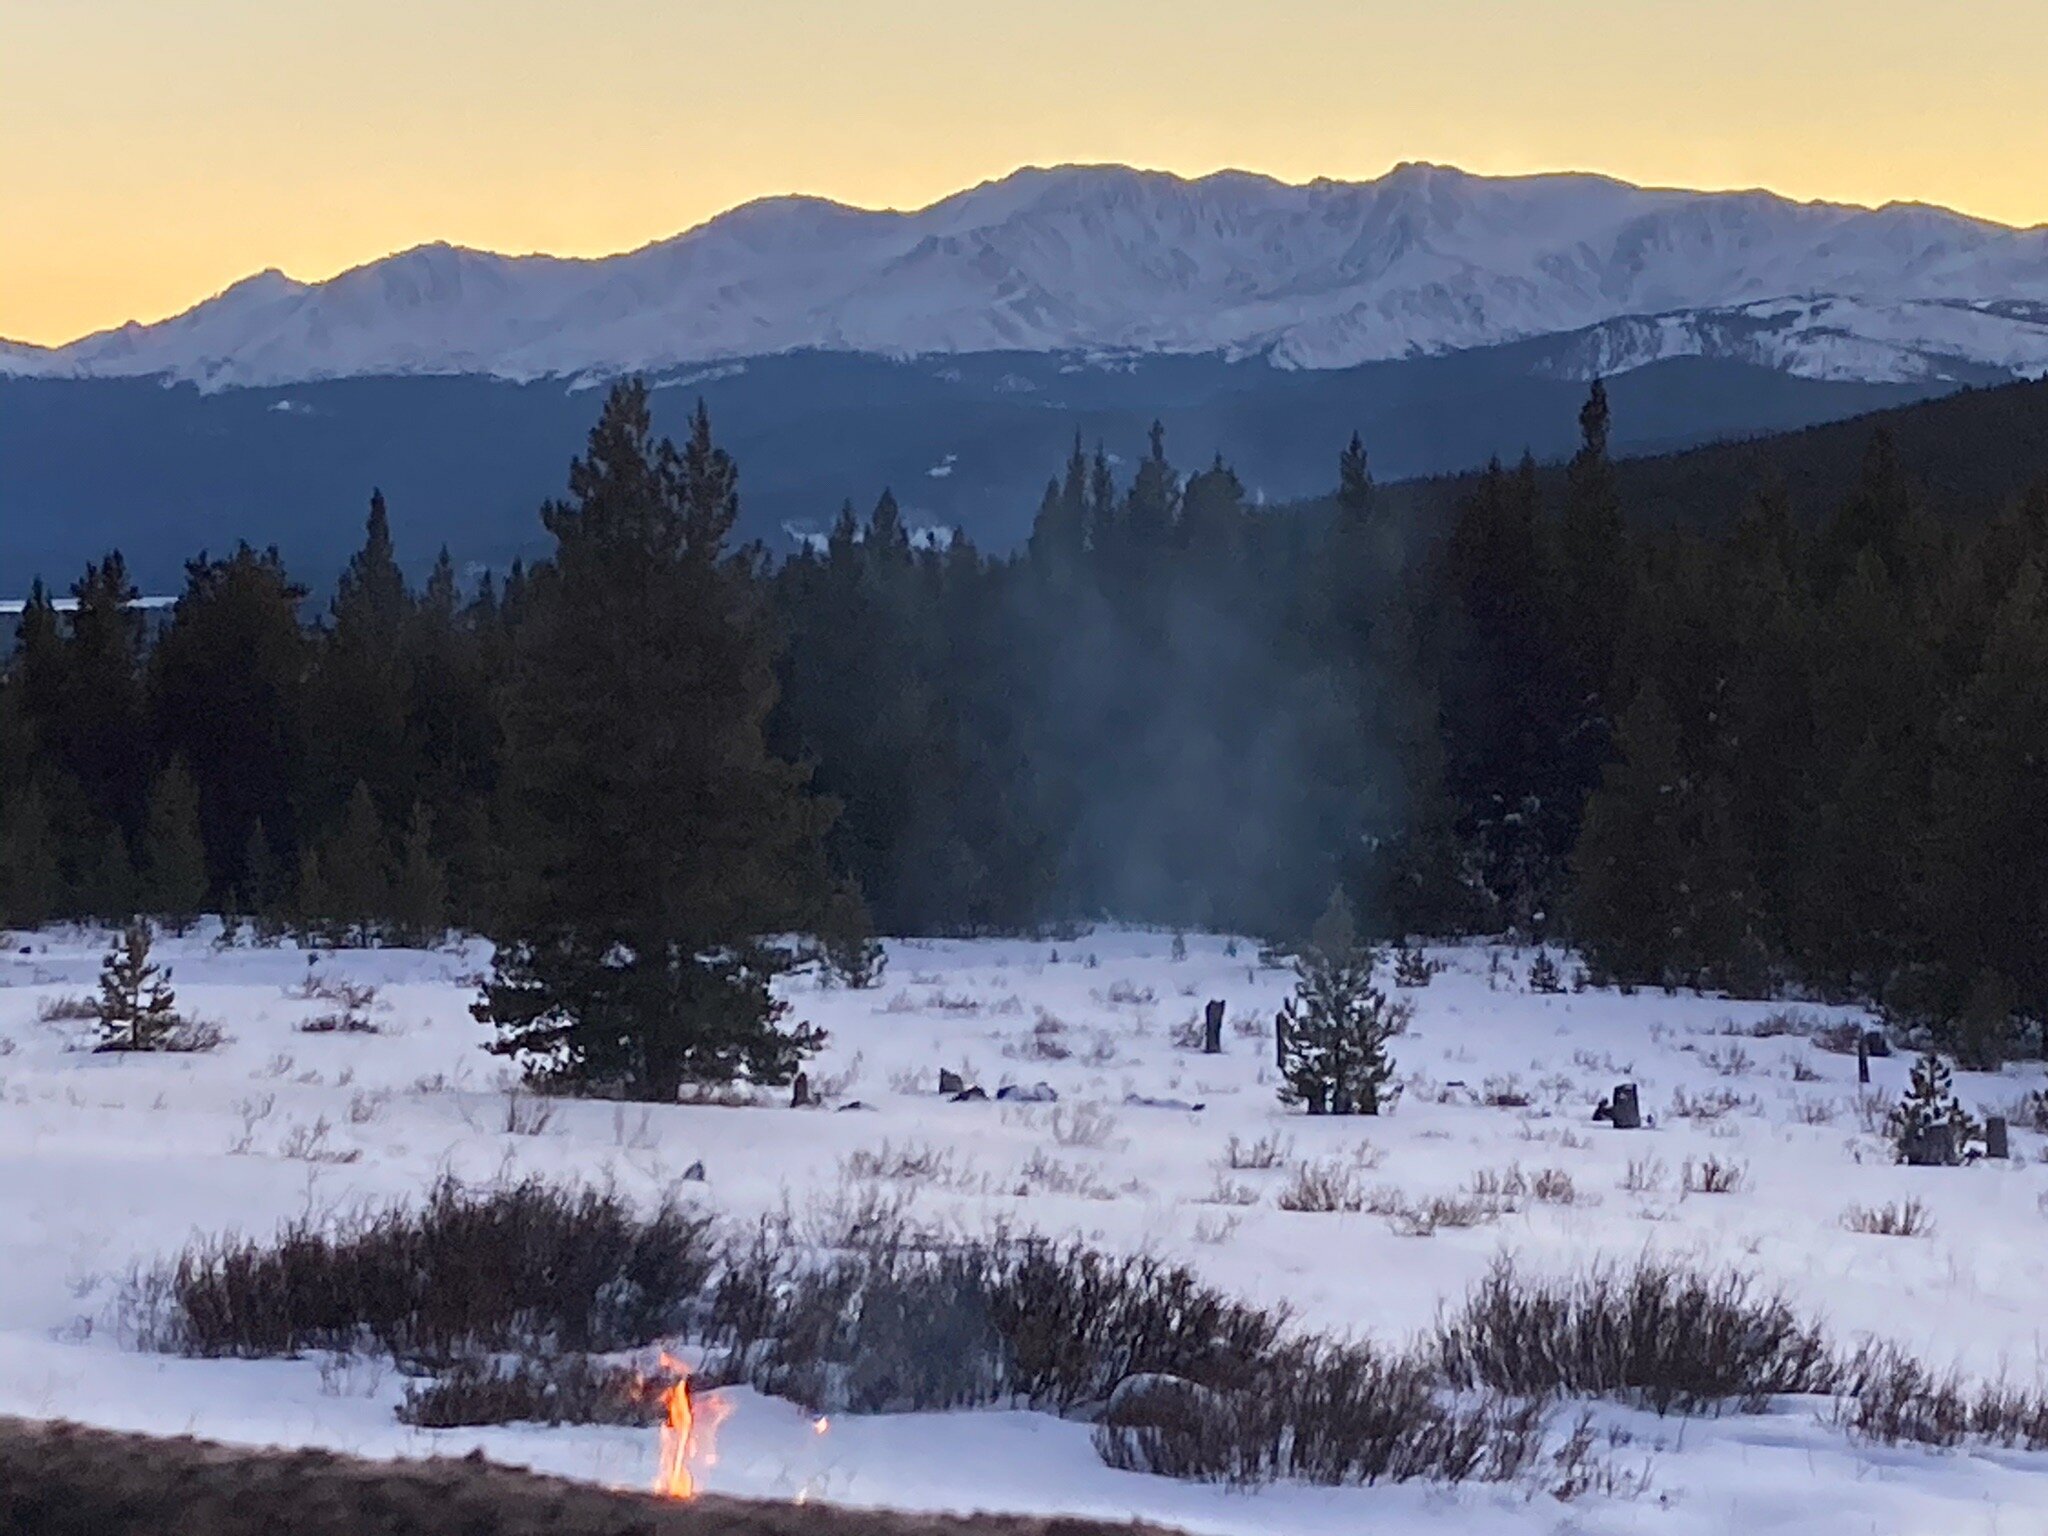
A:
[3,378,2046,1064]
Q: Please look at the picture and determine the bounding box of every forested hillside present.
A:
[4,376,2046,1062]
[1371,373,2048,533]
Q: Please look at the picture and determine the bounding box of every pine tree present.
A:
[141,757,210,932]
[95,920,179,1051]
[387,801,448,949]
[0,782,62,930]
[308,491,414,828]
[60,553,150,839]
[1570,680,1685,988]
[1886,1052,1980,1166]
[292,846,330,946]
[817,878,886,988]
[1337,431,1372,522]
[1122,420,1180,549]
[322,781,390,946]
[479,384,831,1098]
[241,821,284,939]
[149,544,308,892]
[1277,889,1406,1115]
[75,822,137,924]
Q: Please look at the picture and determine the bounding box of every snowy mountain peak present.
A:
[7,163,2048,388]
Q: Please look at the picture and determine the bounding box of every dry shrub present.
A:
[37,995,98,1022]
[1841,1197,1934,1237]
[397,1354,665,1427]
[1838,1344,2048,1451]
[1005,1013,1072,1062]
[1387,1193,1504,1236]
[1222,1133,1291,1171]
[707,1227,1288,1418]
[298,1010,382,1035]
[1437,1257,1837,1414]
[1619,1157,1667,1193]
[1682,1157,1747,1195]
[135,1175,715,1364]
[1016,1152,1114,1201]
[1051,1103,1119,1149]
[1195,1175,1260,1207]
[1094,1340,1545,1487]
[841,1140,964,1185]
[1668,1086,1749,1122]
[1276,1162,1364,1213]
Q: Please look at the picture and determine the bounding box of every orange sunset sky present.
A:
[5,0,2044,346]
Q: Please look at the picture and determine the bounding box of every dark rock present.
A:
[995,1082,1058,1103]
[1985,1115,2010,1160]
[950,1086,988,1103]
[937,1068,965,1096]
[1609,1083,1642,1130]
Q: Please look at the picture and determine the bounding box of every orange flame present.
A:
[653,1353,728,1500]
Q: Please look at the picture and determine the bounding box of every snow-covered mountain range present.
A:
[8,162,2048,389]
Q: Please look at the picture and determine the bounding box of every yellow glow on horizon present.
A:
[4,0,2044,346]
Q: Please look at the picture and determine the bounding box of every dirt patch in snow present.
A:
[0,1415,1181,1536]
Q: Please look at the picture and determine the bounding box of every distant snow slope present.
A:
[8,164,2048,389]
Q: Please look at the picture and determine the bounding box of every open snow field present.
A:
[2,925,2045,1534]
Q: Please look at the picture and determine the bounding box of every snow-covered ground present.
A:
[2,924,2044,1534]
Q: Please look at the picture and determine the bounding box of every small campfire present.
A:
[651,1353,727,1500]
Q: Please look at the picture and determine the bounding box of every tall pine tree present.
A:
[479,383,831,1098]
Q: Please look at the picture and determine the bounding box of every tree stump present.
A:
[1203,999,1224,1055]
[1857,1033,1870,1085]
[1609,1082,1642,1130]
[790,1071,812,1109]
[1985,1115,2010,1160]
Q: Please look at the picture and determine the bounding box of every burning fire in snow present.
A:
[652,1353,728,1500]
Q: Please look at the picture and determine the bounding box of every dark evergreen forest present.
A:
[4,378,2046,1066]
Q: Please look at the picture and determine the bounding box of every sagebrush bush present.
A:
[138,1175,715,1363]
[1838,1344,2048,1451]
[397,1354,664,1428]
[706,1226,1287,1416]
[1436,1257,1838,1414]
[1095,1339,1545,1487]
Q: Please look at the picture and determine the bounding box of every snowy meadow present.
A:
[2,923,2046,1535]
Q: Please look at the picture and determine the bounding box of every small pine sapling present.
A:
[1170,931,1188,963]
[1886,1052,1981,1166]
[818,879,886,989]
[1276,889,1409,1116]
[94,921,179,1051]
[1393,946,1434,988]
[1527,950,1564,994]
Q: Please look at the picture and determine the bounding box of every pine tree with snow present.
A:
[95,920,179,1051]
[1277,888,1406,1115]
[1886,1052,1981,1166]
